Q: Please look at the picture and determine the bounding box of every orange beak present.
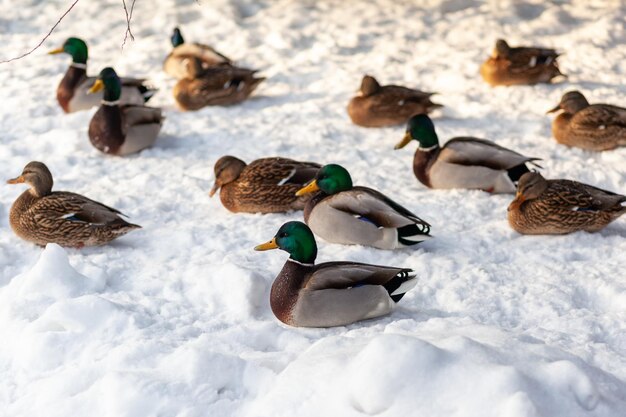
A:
[508,192,526,212]
[295,180,319,196]
[209,182,219,197]
[7,175,25,184]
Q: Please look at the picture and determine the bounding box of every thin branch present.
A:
[121,0,136,49]
[0,0,81,64]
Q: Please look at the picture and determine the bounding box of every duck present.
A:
[254,221,418,327]
[547,90,626,151]
[295,164,431,249]
[210,156,321,213]
[163,27,232,79]
[508,172,626,234]
[7,161,140,248]
[173,59,265,110]
[88,67,164,156]
[347,75,442,127]
[394,114,541,193]
[49,37,156,113]
[480,39,565,86]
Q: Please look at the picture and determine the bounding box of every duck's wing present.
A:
[440,137,540,170]
[549,180,626,211]
[306,261,415,291]
[508,47,560,69]
[33,192,128,225]
[244,158,321,186]
[571,105,626,130]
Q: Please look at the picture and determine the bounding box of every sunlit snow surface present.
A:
[0,1,625,416]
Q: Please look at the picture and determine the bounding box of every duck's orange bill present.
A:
[254,238,278,251]
[295,180,319,196]
[48,47,64,55]
[546,105,561,114]
[88,79,104,94]
[507,193,526,212]
[394,132,412,150]
[209,182,219,197]
[7,176,24,184]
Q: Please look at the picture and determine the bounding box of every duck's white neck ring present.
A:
[288,258,314,267]
[70,63,87,69]
[101,100,120,106]
[417,144,439,152]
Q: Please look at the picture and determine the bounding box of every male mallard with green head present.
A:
[347,75,442,127]
[49,37,156,113]
[255,221,418,327]
[210,156,321,213]
[480,39,565,86]
[164,27,232,79]
[395,114,541,193]
[7,161,140,248]
[88,67,163,156]
[547,90,626,151]
[508,172,626,234]
[295,164,431,250]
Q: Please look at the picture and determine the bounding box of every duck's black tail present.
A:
[397,223,431,246]
[384,269,418,303]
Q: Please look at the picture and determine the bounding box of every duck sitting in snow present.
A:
[255,221,418,327]
[210,156,321,213]
[394,114,541,193]
[173,58,265,110]
[49,37,156,113]
[295,164,431,250]
[508,172,626,235]
[163,27,232,79]
[347,75,442,127]
[88,67,164,156]
[480,39,565,86]
[547,91,626,151]
[7,161,140,248]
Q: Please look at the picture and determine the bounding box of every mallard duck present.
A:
[394,114,541,193]
[173,59,265,110]
[508,172,626,234]
[347,75,442,127]
[480,39,565,86]
[7,161,140,248]
[88,67,163,156]
[254,221,418,327]
[210,156,321,213]
[49,37,156,113]
[547,91,626,151]
[295,164,431,249]
[163,27,232,79]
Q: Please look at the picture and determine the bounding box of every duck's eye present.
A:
[279,232,288,238]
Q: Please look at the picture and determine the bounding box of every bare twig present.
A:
[121,0,136,49]
[0,0,81,64]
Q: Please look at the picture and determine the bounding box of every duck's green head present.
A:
[48,37,88,64]
[255,221,318,264]
[88,67,121,101]
[171,27,185,47]
[295,164,353,196]
[394,114,440,150]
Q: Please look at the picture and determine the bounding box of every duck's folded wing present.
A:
[33,192,126,225]
[306,261,412,290]
[508,48,559,69]
[441,137,540,170]
[122,105,163,131]
[572,105,626,130]
[551,181,626,210]
[172,43,232,64]
[326,187,429,228]
[246,158,321,186]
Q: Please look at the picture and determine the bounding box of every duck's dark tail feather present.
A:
[384,269,418,303]
[397,223,431,246]
[507,163,531,183]
[139,85,158,102]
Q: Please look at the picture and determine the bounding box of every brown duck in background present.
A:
[508,172,626,235]
[7,162,140,248]
[480,39,565,86]
[210,156,321,213]
[173,59,265,110]
[164,27,232,79]
[347,75,442,127]
[88,67,163,156]
[547,91,626,151]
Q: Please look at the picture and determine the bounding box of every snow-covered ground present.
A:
[1,0,625,416]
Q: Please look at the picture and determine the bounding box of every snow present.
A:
[1,0,625,416]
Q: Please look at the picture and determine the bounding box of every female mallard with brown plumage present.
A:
[164,27,232,79]
[295,164,431,250]
[7,161,140,248]
[88,67,163,156]
[547,90,626,151]
[394,114,541,193]
[210,156,321,213]
[173,59,265,110]
[347,75,442,127]
[480,39,565,86]
[255,221,418,327]
[508,172,626,235]
[49,37,156,113]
